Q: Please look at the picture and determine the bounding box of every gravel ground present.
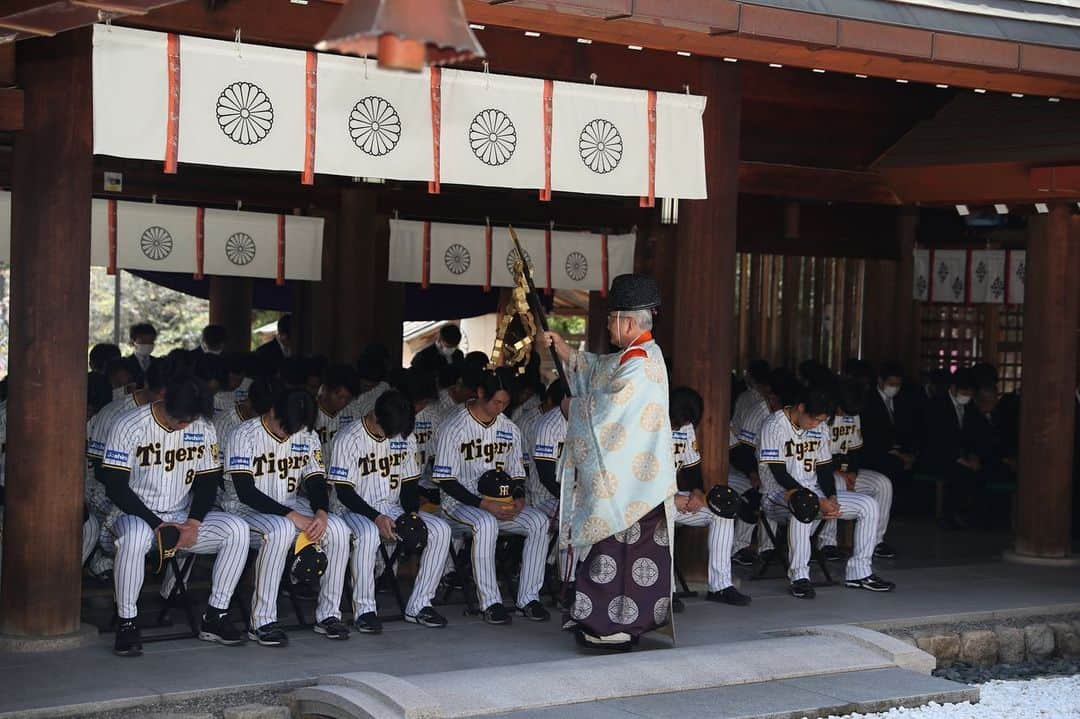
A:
[934,657,1080,684]
[820,674,1080,719]
[77,686,294,718]
[881,613,1080,642]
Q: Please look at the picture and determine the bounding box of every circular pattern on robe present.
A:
[610,381,634,406]
[598,423,627,452]
[216,82,274,145]
[591,470,618,499]
[349,96,402,156]
[569,436,591,465]
[632,452,660,482]
[579,119,623,174]
[565,251,589,281]
[589,554,618,584]
[653,596,671,625]
[470,108,517,166]
[506,247,533,276]
[140,226,173,261]
[653,520,670,547]
[639,402,666,432]
[624,500,651,526]
[644,358,666,384]
[225,232,257,266]
[571,591,593,620]
[608,595,639,625]
[632,557,660,587]
[444,243,471,275]
[580,515,612,544]
[613,521,641,545]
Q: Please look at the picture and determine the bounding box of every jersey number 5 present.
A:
[802,458,814,473]
[389,475,400,491]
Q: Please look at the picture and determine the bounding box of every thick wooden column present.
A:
[306,208,340,359]
[1,31,92,638]
[670,59,741,577]
[1014,205,1079,558]
[208,277,253,352]
[895,210,919,376]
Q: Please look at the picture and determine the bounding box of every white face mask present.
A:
[437,342,456,359]
[200,341,222,355]
[882,385,900,399]
[954,393,972,406]
[133,343,154,359]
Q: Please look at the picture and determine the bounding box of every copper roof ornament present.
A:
[315,0,485,72]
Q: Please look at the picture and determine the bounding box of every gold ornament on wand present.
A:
[489,231,537,375]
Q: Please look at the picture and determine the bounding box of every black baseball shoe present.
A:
[114,619,143,657]
[706,586,752,606]
[406,606,448,628]
[789,579,816,599]
[518,600,551,622]
[819,545,847,562]
[314,617,351,640]
[731,548,757,567]
[483,602,512,625]
[199,611,246,646]
[353,612,383,634]
[873,542,897,559]
[248,622,289,647]
[845,574,896,592]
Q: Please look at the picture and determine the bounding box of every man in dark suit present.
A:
[920,368,979,527]
[254,313,292,373]
[861,361,918,485]
[410,324,464,372]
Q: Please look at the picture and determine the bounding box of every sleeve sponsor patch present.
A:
[760,448,780,459]
[182,431,205,443]
[737,429,756,442]
[228,456,251,469]
[534,443,556,458]
[672,431,688,441]
[328,465,349,479]
[432,464,453,477]
[105,449,129,464]
[87,440,106,455]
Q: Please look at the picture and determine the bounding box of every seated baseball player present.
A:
[98,375,248,657]
[818,380,896,560]
[228,383,352,646]
[402,368,443,506]
[314,363,359,453]
[526,379,569,519]
[670,387,751,606]
[758,379,895,600]
[432,369,551,625]
[328,389,452,629]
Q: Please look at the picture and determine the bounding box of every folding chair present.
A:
[104,554,199,642]
[374,542,408,622]
[754,517,834,586]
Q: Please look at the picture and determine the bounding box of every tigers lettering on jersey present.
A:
[757,409,832,493]
[829,415,863,455]
[225,417,324,501]
[432,405,525,506]
[783,437,824,472]
[356,440,409,478]
[460,437,515,464]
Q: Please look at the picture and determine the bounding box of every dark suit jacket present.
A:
[920,394,970,475]
[861,387,917,466]
[410,343,464,372]
[254,338,286,372]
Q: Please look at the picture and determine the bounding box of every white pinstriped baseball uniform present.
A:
[510,395,541,427]
[734,395,777,551]
[725,425,755,553]
[515,406,543,481]
[757,410,878,582]
[100,403,247,620]
[526,408,567,515]
[432,404,548,610]
[672,423,735,592]
[413,403,443,491]
[211,403,250,514]
[227,416,348,629]
[330,424,451,618]
[342,382,390,429]
[819,413,893,547]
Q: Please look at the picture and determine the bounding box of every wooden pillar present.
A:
[1,31,92,638]
[812,256,826,364]
[335,187,374,364]
[896,210,919,378]
[645,223,675,355]
[587,291,609,354]
[782,255,801,366]
[1014,205,1079,558]
[306,208,340,360]
[208,277,253,352]
[671,59,740,578]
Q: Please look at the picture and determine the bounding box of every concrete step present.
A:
[291,626,955,719]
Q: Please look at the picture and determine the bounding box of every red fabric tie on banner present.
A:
[106,199,118,275]
[422,221,432,289]
[483,223,493,292]
[428,68,442,195]
[544,224,552,295]
[302,51,318,186]
[194,207,205,280]
[601,233,609,298]
[540,79,553,202]
[164,33,180,174]
[640,90,656,208]
[276,214,286,286]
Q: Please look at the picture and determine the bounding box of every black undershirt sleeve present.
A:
[767,464,800,492]
[440,479,483,508]
[845,448,861,475]
[399,478,421,513]
[677,464,704,493]
[731,444,758,477]
[100,466,163,530]
[0,485,5,507]
[333,483,381,521]
[304,475,330,513]
[816,461,837,497]
[188,469,221,522]
[233,473,291,516]
[535,460,560,499]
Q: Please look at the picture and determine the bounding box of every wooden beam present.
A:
[739,162,899,205]
[883,162,1080,205]
[0,87,23,130]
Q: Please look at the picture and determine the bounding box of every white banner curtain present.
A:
[1007,250,1026,304]
[967,250,1007,305]
[654,92,707,200]
[428,222,489,288]
[930,249,967,304]
[116,202,197,273]
[178,36,307,173]
[283,216,324,281]
[388,220,426,284]
[203,209,279,279]
[490,226,549,290]
[913,249,930,301]
[315,56,433,182]
[92,25,169,163]
[550,82,649,198]
[439,70,545,191]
